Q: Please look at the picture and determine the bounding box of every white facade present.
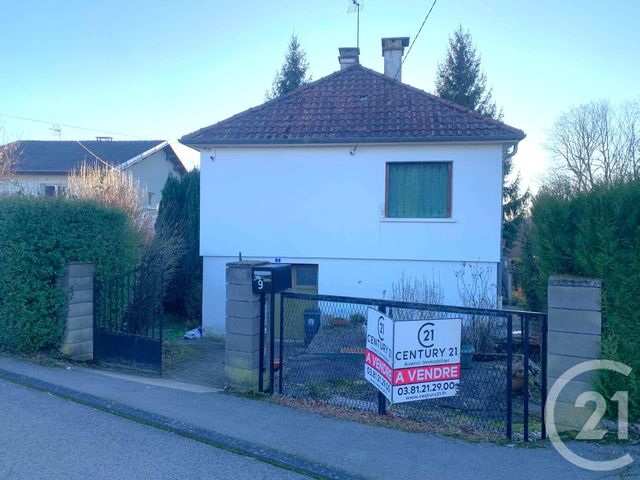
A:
[0,174,67,196]
[200,143,504,335]
[126,149,183,209]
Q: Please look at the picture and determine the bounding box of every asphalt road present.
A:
[0,380,306,480]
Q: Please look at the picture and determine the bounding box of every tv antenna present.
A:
[347,0,363,49]
[49,123,62,140]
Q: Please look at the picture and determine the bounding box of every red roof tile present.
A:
[181,65,525,146]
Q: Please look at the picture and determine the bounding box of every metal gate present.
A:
[94,260,164,372]
[271,292,547,442]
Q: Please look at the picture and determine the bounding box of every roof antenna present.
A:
[347,0,363,49]
[49,123,61,141]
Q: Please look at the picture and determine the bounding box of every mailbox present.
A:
[252,264,292,294]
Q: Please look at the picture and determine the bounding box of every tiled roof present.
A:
[4,140,165,174]
[181,65,525,146]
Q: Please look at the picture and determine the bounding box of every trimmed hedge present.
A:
[0,196,141,352]
[523,181,640,418]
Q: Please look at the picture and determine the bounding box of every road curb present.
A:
[0,367,367,480]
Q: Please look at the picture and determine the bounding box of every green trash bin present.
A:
[461,344,475,369]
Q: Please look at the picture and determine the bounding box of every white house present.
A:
[181,38,525,335]
[0,139,196,208]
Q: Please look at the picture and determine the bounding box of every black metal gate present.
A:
[272,292,547,442]
[94,260,164,372]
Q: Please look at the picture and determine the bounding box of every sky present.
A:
[1,0,639,190]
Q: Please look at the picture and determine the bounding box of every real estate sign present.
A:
[364,309,394,402]
[364,308,462,404]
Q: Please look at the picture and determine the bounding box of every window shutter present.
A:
[387,163,450,218]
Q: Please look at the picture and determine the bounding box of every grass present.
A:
[162,313,199,343]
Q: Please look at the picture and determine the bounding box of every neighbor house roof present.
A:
[2,140,169,174]
[181,64,525,146]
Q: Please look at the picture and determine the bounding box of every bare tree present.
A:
[0,133,22,196]
[546,99,640,192]
[390,273,445,320]
[619,100,640,180]
[455,263,498,353]
[0,129,17,178]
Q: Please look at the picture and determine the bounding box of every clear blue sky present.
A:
[1,0,639,189]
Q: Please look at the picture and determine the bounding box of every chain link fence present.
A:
[275,292,546,441]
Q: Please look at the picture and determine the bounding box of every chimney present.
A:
[381,37,410,81]
[338,47,360,70]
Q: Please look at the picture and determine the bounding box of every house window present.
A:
[40,184,66,197]
[386,162,452,218]
[295,265,318,287]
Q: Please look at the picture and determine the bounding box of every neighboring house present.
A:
[0,139,194,208]
[181,38,525,335]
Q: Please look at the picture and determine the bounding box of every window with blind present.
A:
[386,162,451,218]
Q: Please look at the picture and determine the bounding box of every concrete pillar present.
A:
[225,261,268,391]
[60,262,94,361]
[547,276,602,431]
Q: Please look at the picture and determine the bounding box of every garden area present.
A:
[0,163,203,373]
[278,293,545,441]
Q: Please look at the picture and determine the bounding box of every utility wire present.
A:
[394,0,438,80]
[6,75,127,170]
[11,74,58,125]
[0,113,145,140]
[74,140,116,170]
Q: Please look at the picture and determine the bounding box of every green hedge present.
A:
[523,181,640,417]
[0,196,141,352]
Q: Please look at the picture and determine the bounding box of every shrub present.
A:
[155,169,202,322]
[522,181,640,418]
[455,263,499,353]
[0,196,141,352]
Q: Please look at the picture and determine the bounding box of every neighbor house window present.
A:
[386,162,452,218]
[40,184,66,197]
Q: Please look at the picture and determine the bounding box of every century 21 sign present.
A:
[364,308,462,404]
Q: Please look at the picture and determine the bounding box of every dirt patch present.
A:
[269,395,501,442]
[163,337,225,389]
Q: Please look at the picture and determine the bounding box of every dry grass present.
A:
[268,395,494,441]
[67,162,153,233]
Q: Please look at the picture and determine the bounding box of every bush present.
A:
[155,169,202,322]
[0,196,141,352]
[522,181,640,418]
[67,162,153,234]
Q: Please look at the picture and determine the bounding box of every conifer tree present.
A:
[266,34,311,100]
[435,26,498,118]
[436,26,529,252]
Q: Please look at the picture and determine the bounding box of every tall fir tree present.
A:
[436,25,529,252]
[266,34,311,100]
[435,26,498,118]
[502,146,531,251]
